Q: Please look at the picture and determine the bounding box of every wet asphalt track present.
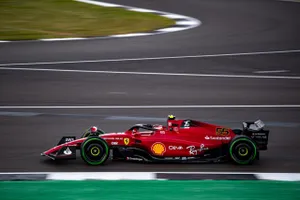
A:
[0,0,300,172]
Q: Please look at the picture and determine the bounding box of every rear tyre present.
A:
[229,136,257,165]
[80,136,109,165]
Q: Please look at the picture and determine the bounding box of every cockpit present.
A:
[126,115,202,135]
[128,124,161,135]
[167,118,201,130]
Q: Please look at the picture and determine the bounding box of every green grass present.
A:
[1,180,300,200]
[0,0,175,40]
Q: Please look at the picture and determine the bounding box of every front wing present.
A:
[41,146,76,160]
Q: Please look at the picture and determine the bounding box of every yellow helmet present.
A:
[168,115,176,120]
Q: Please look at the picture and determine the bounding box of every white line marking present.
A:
[0,49,299,67]
[111,33,152,38]
[162,14,190,19]
[157,27,188,32]
[127,8,157,13]
[47,172,156,180]
[176,21,200,26]
[0,105,299,109]
[0,67,299,80]
[254,70,290,74]
[75,0,120,7]
[39,38,86,41]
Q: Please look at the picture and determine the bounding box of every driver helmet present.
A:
[90,126,98,133]
[168,115,176,120]
[153,124,163,130]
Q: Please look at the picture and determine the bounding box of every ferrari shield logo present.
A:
[124,138,130,145]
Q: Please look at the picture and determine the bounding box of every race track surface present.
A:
[0,0,300,172]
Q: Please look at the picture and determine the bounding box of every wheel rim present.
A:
[230,138,257,164]
[238,146,249,156]
[234,143,252,161]
[86,143,103,161]
[81,138,109,165]
[90,145,101,156]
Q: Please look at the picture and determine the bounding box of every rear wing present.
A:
[243,120,265,131]
[242,120,269,150]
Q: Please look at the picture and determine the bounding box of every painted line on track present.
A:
[0,105,300,109]
[0,67,299,80]
[0,111,298,127]
[0,49,299,67]
[253,70,290,74]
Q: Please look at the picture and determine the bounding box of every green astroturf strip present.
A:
[1,180,300,200]
[0,0,175,40]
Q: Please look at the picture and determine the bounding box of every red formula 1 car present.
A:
[41,115,269,165]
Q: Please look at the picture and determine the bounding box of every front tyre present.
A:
[80,136,109,165]
[229,136,257,165]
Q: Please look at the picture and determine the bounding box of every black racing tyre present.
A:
[229,135,257,165]
[80,136,109,165]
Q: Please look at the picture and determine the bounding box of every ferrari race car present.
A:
[41,115,269,165]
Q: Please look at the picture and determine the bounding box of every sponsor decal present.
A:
[124,138,130,145]
[168,145,183,150]
[63,147,72,155]
[65,138,74,142]
[111,142,118,145]
[205,136,231,140]
[160,131,165,134]
[168,122,172,126]
[164,157,181,160]
[200,144,208,152]
[216,127,230,136]
[126,157,143,161]
[103,137,122,140]
[183,120,190,127]
[251,133,267,139]
[186,145,197,155]
[186,144,208,155]
[151,142,166,156]
[252,132,266,136]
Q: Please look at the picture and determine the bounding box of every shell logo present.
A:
[151,142,166,155]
